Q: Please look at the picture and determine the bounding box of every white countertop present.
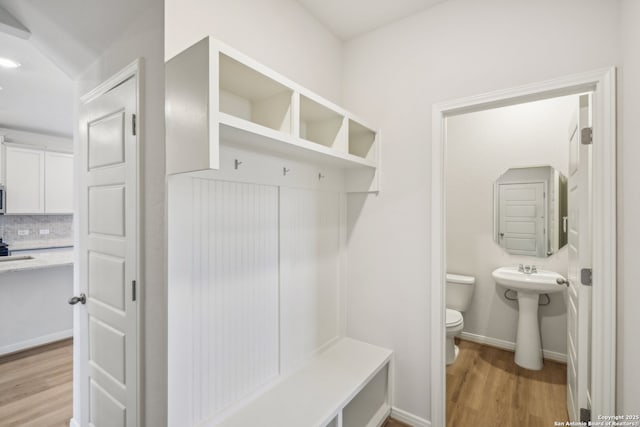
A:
[0,249,73,274]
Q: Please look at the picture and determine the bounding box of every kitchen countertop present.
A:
[0,249,73,274]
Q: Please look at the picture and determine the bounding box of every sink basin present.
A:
[492,266,566,294]
[0,255,34,262]
[492,266,567,370]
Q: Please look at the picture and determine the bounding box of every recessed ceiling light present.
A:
[0,58,21,68]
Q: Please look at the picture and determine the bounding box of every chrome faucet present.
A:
[518,264,537,274]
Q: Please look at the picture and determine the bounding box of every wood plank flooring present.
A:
[383,417,411,427]
[0,339,73,427]
[447,339,568,427]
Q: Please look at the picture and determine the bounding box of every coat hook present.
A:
[234,159,243,170]
[318,173,325,180]
[283,167,291,176]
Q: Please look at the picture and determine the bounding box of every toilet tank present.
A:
[446,273,475,312]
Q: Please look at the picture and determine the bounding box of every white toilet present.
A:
[446,273,475,365]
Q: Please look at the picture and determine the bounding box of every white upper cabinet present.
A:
[44,151,74,214]
[4,146,45,214]
[166,37,380,192]
[3,145,73,215]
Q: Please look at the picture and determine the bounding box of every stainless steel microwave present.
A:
[0,184,5,214]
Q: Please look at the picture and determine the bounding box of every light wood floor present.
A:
[0,339,73,427]
[447,339,568,427]
[383,417,411,427]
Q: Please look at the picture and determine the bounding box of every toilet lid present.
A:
[446,309,463,327]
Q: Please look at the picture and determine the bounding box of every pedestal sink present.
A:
[492,266,566,370]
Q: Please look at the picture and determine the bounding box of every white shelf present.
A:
[220,113,375,169]
[166,37,380,191]
[216,338,392,427]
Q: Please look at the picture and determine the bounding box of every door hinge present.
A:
[580,408,591,422]
[581,127,593,145]
[581,268,593,286]
[132,280,137,301]
[132,113,137,136]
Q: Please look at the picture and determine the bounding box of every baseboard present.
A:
[0,329,73,356]
[459,331,567,363]
[69,418,80,427]
[390,407,431,427]
[368,403,392,427]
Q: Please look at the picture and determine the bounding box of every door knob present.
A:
[68,293,87,305]
[556,278,569,287]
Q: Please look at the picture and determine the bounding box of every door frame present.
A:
[72,59,143,427]
[430,67,616,427]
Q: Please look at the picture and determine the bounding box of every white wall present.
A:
[446,96,576,356]
[617,0,640,416]
[342,0,620,420]
[73,4,166,426]
[165,0,343,104]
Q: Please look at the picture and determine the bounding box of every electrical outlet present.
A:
[39,229,50,235]
[17,229,29,236]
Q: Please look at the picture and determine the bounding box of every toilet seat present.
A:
[446,309,463,328]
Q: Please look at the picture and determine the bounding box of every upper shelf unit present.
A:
[166,37,380,179]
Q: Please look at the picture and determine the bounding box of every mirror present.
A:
[494,166,567,257]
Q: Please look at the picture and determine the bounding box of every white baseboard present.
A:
[390,407,431,427]
[459,331,567,363]
[69,418,79,427]
[0,329,73,356]
[368,403,392,427]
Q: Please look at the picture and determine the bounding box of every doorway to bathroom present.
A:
[429,68,616,427]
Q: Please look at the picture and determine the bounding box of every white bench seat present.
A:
[217,338,393,427]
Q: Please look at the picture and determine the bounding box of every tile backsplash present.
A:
[0,215,73,250]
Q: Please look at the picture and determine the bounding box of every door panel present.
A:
[567,93,592,421]
[4,146,45,214]
[78,76,138,427]
[44,151,74,214]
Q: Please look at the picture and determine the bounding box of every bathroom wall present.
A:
[342,0,620,421]
[0,215,73,250]
[446,95,576,357]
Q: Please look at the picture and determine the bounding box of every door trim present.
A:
[73,58,143,427]
[430,67,616,427]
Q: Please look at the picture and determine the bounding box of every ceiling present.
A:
[0,0,157,137]
[295,0,446,40]
[0,0,441,137]
[0,30,73,137]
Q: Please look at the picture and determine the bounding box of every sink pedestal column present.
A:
[515,292,543,370]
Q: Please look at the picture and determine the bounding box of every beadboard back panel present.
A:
[168,175,344,426]
[280,187,341,372]
[168,177,280,426]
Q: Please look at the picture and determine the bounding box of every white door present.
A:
[4,146,45,214]
[498,182,545,257]
[567,94,592,421]
[75,75,138,427]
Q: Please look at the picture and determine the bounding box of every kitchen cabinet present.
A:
[44,151,74,213]
[4,146,45,214]
[3,145,73,214]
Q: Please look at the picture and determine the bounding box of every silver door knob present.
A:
[68,293,87,305]
[556,278,569,287]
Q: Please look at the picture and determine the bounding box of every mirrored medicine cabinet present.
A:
[494,165,568,258]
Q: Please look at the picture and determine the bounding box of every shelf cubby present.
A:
[219,53,293,134]
[348,119,377,163]
[299,95,346,151]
